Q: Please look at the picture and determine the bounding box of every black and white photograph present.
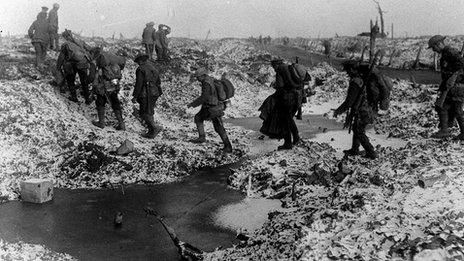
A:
[0,0,463,260]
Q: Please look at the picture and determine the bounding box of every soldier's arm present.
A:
[189,82,209,108]
[56,46,66,70]
[133,68,144,98]
[28,22,35,39]
[335,78,362,115]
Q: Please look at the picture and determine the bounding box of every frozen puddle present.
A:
[312,129,407,156]
[213,198,283,233]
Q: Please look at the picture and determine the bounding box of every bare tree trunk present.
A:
[434,53,438,71]
[373,0,386,37]
[460,42,464,56]
[369,21,378,64]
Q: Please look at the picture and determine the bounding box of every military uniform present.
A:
[56,41,93,103]
[188,72,232,153]
[433,45,464,139]
[155,25,171,61]
[28,12,50,66]
[48,7,59,51]
[142,23,156,59]
[334,63,377,159]
[92,51,126,130]
[133,56,163,138]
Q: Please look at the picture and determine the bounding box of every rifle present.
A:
[346,50,381,133]
[144,207,203,261]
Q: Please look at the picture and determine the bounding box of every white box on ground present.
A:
[20,179,54,203]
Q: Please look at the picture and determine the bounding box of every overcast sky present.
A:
[1,0,463,39]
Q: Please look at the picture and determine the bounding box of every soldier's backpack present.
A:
[145,65,163,97]
[214,78,235,101]
[369,71,392,110]
[65,42,89,63]
[102,63,122,81]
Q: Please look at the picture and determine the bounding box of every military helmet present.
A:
[428,35,446,49]
[134,53,149,63]
[194,68,208,77]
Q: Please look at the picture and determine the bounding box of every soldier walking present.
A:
[333,61,379,159]
[187,68,232,153]
[428,35,464,140]
[155,24,171,61]
[56,30,94,103]
[142,22,156,59]
[28,12,50,67]
[91,47,126,131]
[48,3,60,51]
[132,54,163,138]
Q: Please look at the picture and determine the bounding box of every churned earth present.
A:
[1,35,463,260]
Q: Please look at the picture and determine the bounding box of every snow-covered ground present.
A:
[1,36,463,260]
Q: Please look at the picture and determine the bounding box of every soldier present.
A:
[142,22,156,59]
[91,47,126,130]
[428,35,464,140]
[155,24,171,61]
[132,54,163,138]
[57,30,93,103]
[187,68,233,153]
[28,12,50,67]
[270,59,301,150]
[333,61,377,159]
[48,3,60,51]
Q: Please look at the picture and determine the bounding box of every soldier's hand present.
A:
[333,109,340,118]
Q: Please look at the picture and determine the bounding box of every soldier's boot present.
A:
[114,110,126,131]
[358,135,377,159]
[142,115,161,139]
[278,133,293,150]
[296,107,302,120]
[190,122,206,143]
[432,112,451,139]
[453,114,464,140]
[69,89,79,102]
[290,121,301,145]
[218,130,233,153]
[344,136,361,156]
[92,107,106,129]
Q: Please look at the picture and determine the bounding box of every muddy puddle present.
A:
[0,164,281,260]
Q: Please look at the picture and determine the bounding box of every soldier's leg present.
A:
[212,117,232,152]
[109,91,125,131]
[40,43,47,61]
[432,103,452,138]
[191,110,206,143]
[289,115,300,145]
[54,31,60,51]
[32,43,41,66]
[344,128,361,156]
[92,94,106,128]
[66,72,79,102]
[77,68,91,104]
[155,46,162,60]
[453,101,464,140]
[278,111,293,150]
[354,119,377,159]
